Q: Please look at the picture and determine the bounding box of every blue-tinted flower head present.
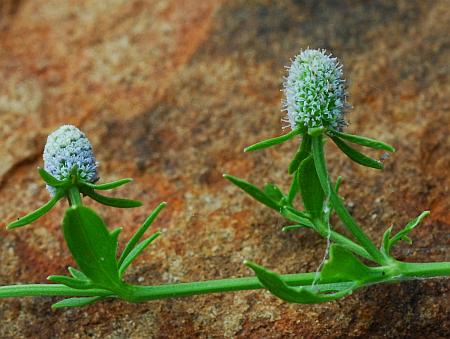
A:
[43,125,98,195]
[283,49,348,130]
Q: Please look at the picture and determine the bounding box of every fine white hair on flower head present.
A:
[43,125,98,195]
[283,48,348,130]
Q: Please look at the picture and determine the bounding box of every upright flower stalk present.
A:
[225,49,450,303]
[1,49,449,309]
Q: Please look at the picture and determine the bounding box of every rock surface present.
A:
[0,0,449,337]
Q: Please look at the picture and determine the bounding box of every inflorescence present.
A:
[43,125,98,195]
[283,49,348,130]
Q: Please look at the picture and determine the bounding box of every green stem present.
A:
[0,273,315,299]
[399,261,450,279]
[127,273,316,301]
[0,284,113,298]
[2,260,449,301]
[68,186,82,207]
[311,136,386,265]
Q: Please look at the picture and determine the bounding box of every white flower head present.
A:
[43,125,98,195]
[283,49,348,130]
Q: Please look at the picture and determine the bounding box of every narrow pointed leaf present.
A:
[330,136,383,169]
[381,226,393,256]
[52,296,105,309]
[311,136,330,197]
[397,211,429,235]
[387,211,430,253]
[287,169,300,205]
[110,227,123,256]
[119,232,161,277]
[38,168,67,187]
[223,174,280,211]
[280,206,314,227]
[282,224,311,232]
[68,267,89,281]
[119,202,166,266]
[81,178,133,190]
[401,235,412,244]
[245,261,353,304]
[7,192,64,229]
[328,176,343,217]
[110,227,122,240]
[298,156,324,218]
[263,183,284,204]
[288,134,312,174]
[63,206,122,290]
[244,128,302,152]
[47,275,93,290]
[82,188,142,208]
[335,176,342,193]
[329,130,395,152]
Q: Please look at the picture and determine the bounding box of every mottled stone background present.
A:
[0,0,449,337]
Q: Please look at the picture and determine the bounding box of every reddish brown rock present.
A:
[0,0,449,337]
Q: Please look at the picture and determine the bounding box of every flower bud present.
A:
[43,125,98,195]
[283,49,348,130]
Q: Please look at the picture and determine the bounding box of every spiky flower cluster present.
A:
[283,49,348,130]
[43,125,98,195]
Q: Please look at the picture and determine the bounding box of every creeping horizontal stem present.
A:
[1,260,449,302]
[0,273,319,300]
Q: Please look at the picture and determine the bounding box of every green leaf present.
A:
[81,188,142,208]
[119,202,166,266]
[385,211,430,255]
[381,226,393,256]
[244,128,302,152]
[52,296,105,309]
[282,224,310,232]
[329,130,395,152]
[280,206,314,227]
[402,235,412,245]
[286,169,299,205]
[110,227,122,240]
[298,156,324,218]
[245,260,354,304]
[311,136,330,197]
[38,168,67,187]
[288,134,312,174]
[223,174,280,211]
[63,206,122,291]
[47,275,93,289]
[330,136,383,169]
[7,191,64,229]
[327,176,343,218]
[80,178,133,190]
[335,176,342,193]
[321,245,377,283]
[263,183,284,204]
[119,232,161,278]
[110,227,123,256]
[68,267,89,281]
